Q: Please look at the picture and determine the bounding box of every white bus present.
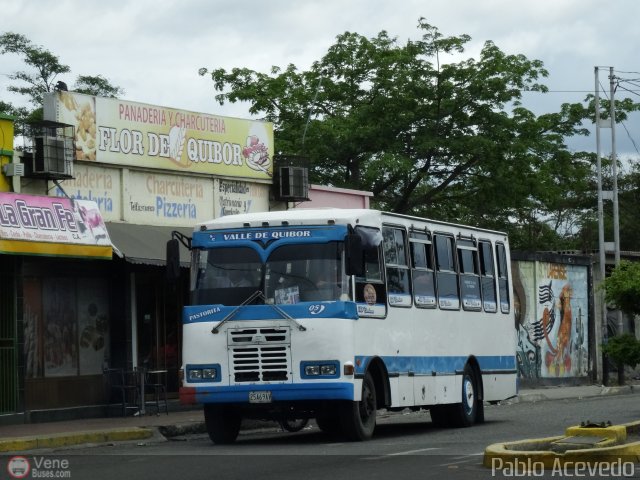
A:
[168,208,517,443]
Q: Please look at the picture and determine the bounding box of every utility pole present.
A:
[594,66,622,386]
[595,66,608,385]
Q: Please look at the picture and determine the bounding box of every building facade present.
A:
[0,95,274,421]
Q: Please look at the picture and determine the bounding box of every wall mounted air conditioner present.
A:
[32,136,73,176]
[277,166,309,201]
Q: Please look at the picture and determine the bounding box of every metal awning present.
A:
[105,222,193,266]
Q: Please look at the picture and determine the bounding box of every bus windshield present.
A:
[192,241,350,306]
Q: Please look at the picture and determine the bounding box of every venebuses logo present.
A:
[7,456,30,479]
[6,455,72,478]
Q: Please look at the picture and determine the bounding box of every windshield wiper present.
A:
[211,290,306,334]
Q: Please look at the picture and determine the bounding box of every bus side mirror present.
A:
[166,239,181,282]
[345,234,364,276]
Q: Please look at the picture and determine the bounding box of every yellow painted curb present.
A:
[0,427,153,453]
[484,421,640,469]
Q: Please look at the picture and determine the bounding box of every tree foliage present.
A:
[0,32,70,106]
[0,31,123,131]
[602,333,640,370]
[200,19,640,249]
[74,74,124,98]
[602,260,640,317]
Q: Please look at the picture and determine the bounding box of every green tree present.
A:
[0,32,70,106]
[201,19,632,249]
[0,32,123,130]
[602,260,640,385]
[603,260,640,317]
[74,74,124,98]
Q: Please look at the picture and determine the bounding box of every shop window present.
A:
[23,276,110,378]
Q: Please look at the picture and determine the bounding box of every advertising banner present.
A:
[0,192,112,258]
[44,92,273,181]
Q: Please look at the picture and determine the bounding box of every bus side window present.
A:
[496,242,510,313]
[434,234,460,310]
[409,231,436,309]
[479,240,497,313]
[354,226,387,316]
[383,226,411,307]
[457,239,481,311]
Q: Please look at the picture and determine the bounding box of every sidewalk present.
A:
[0,384,637,453]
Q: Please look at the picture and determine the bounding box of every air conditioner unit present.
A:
[33,136,73,176]
[278,166,309,201]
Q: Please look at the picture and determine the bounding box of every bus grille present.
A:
[228,328,291,383]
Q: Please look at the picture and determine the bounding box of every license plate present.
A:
[249,391,272,403]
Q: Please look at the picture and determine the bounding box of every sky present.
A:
[1,0,640,159]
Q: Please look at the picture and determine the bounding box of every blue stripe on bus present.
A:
[193,382,354,403]
[355,355,516,376]
[184,301,359,324]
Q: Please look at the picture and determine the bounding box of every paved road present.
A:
[6,394,640,480]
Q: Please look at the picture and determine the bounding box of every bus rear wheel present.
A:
[339,372,377,441]
[204,404,241,444]
[449,364,478,428]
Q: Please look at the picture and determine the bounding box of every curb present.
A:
[514,385,637,403]
[0,427,153,453]
[484,420,640,469]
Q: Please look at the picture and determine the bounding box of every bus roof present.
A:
[195,208,381,231]
[195,208,507,239]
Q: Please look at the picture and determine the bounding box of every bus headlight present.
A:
[305,365,320,376]
[301,361,340,378]
[203,368,217,379]
[320,365,337,376]
[186,364,220,382]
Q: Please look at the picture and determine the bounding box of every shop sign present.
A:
[0,192,112,258]
[43,92,273,181]
[124,170,214,226]
[215,179,269,216]
[50,163,121,222]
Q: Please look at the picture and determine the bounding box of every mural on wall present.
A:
[513,260,589,379]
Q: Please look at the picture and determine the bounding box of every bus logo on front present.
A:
[309,305,325,315]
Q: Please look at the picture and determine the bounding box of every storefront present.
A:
[0,192,112,416]
[39,91,274,400]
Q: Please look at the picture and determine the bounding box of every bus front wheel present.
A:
[339,372,377,441]
[204,404,241,444]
